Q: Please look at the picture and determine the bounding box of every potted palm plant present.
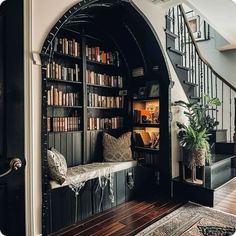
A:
[175,95,221,184]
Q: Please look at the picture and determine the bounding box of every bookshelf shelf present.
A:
[48,130,83,134]
[133,146,159,153]
[133,123,160,128]
[46,78,82,85]
[47,105,82,109]
[86,59,119,68]
[87,83,122,89]
[53,51,82,61]
[87,128,123,132]
[87,106,123,110]
[133,97,160,102]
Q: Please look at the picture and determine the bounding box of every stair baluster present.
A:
[166,4,236,141]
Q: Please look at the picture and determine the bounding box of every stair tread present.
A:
[176,64,190,71]
[208,154,236,166]
[168,47,185,56]
[189,96,201,100]
[216,140,235,143]
[183,80,198,87]
[165,29,178,39]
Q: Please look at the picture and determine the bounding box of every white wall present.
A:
[26,0,188,235]
[198,27,236,88]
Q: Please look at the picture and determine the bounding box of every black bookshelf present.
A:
[131,79,161,168]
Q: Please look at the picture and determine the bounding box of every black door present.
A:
[0,1,25,235]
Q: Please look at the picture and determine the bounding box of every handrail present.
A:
[178,4,236,92]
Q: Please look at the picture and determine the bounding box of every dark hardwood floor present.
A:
[214,177,236,215]
[50,178,236,236]
[50,194,184,236]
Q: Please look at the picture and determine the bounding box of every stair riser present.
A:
[167,50,182,65]
[206,159,235,189]
[166,34,176,49]
[215,143,235,155]
[209,130,227,144]
[175,67,189,82]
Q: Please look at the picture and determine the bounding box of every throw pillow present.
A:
[103,132,133,162]
[47,147,67,185]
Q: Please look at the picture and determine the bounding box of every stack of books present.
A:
[87,92,124,108]
[47,116,81,132]
[87,117,123,130]
[47,86,79,106]
[46,62,80,82]
[86,45,120,66]
[86,70,123,88]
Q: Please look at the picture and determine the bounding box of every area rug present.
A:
[136,202,236,236]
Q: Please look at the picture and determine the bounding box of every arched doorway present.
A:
[41,0,171,234]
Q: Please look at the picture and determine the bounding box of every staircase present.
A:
[167,5,236,206]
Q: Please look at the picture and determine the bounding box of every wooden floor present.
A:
[214,177,236,215]
[50,178,236,236]
[50,194,184,236]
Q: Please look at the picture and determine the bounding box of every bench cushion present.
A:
[50,160,137,189]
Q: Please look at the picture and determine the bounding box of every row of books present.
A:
[133,151,159,167]
[87,93,124,108]
[54,37,80,57]
[47,116,82,132]
[86,70,123,88]
[87,117,123,130]
[86,45,120,66]
[48,86,80,106]
[46,62,80,82]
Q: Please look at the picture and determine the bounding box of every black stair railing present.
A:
[167,5,236,141]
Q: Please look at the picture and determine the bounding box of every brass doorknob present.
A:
[0,158,22,178]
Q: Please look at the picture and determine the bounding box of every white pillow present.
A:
[47,148,67,185]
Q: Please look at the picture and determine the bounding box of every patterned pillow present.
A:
[103,132,133,162]
[47,148,67,185]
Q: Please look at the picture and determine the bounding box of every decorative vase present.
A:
[191,149,206,167]
[183,148,206,185]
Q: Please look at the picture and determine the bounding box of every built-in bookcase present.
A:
[40,2,171,234]
[41,28,129,166]
[41,26,164,168]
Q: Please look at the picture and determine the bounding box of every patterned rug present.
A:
[136,202,236,236]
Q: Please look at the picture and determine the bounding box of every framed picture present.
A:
[148,84,159,98]
[186,12,210,42]
[138,87,147,99]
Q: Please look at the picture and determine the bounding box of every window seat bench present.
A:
[50,160,138,190]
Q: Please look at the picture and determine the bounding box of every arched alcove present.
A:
[41,0,171,234]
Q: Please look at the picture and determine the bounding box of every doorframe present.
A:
[24,0,35,235]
